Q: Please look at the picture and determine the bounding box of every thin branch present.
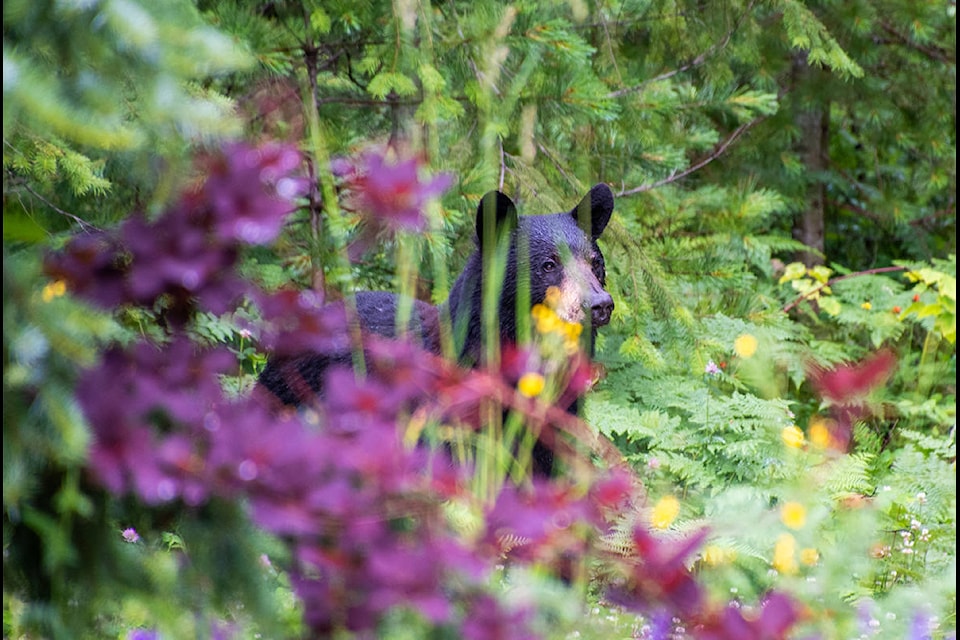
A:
[616,117,759,197]
[315,95,422,107]
[606,0,756,99]
[782,265,908,313]
[343,51,374,92]
[832,200,887,225]
[879,20,954,64]
[908,205,956,229]
[594,0,623,88]
[536,142,578,191]
[16,179,102,232]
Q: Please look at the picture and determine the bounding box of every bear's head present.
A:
[448,184,615,363]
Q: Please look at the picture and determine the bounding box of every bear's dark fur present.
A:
[258,184,615,474]
[257,291,441,406]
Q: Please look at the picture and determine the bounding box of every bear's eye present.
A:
[541,258,558,272]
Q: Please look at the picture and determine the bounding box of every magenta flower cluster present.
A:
[335,150,454,233]
[46,142,801,639]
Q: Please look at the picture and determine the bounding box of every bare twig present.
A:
[536,142,578,191]
[17,179,101,232]
[879,20,954,64]
[616,117,759,197]
[782,265,908,313]
[606,1,756,99]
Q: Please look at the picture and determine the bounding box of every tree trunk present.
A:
[792,55,830,267]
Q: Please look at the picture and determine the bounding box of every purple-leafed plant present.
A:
[44,140,801,639]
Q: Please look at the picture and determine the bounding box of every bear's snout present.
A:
[590,291,614,327]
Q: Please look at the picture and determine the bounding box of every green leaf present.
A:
[779,262,807,284]
[808,265,833,284]
[819,297,842,316]
[2,211,48,243]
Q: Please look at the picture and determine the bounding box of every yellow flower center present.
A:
[780,501,807,530]
[773,533,798,574]
[41,280,67,302]
[703,544,737,566]
[733,334,758,358]
[651,495,680,529]
[517,372,546,398]
[781,425,805,449]
[800,548,820,566]
[808,418,833,449]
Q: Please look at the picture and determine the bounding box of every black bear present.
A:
[257,183,615,474]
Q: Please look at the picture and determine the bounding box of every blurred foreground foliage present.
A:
[4,0,955,638]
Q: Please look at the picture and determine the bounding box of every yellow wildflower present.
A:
[733,334,758,358]
[780,501,807,530]
[531,304,549,321]
[564,322,583,339]
[781,425,805,449]
[861,301,872,310]
[535,309,561,335]
[703,544,737,566]
[772,533,798,574]
[561,323,583,354]
[651,495,680,529]
[41,280,67,302]
[800,548,820,566]
[544,286,561,309]
[808,418,832,449]
[517,372,546,398]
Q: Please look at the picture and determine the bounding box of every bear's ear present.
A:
[571,183,614,239]
[476,190,518,247]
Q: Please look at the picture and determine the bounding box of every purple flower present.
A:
[461,594,537,640]
[605,526,708,614]
[354,151,453,232]
[43,232,128,309]
[78,339,233,432]
[696,591,800,639]
[204,402,345,531]
[589,466,638,516]
[253,289,350,357]
[85,417,172,503]
[753,591,801,638]
[704,360,721,376]
[154,434,211,506]
[77,340,236,504]
[201,141,308,245]
[121,527,140,543]
[909,610,935,640]
[364,539,454,622]
[122,211,248,319]
[483,479,598,567]
[45,141,305,324]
